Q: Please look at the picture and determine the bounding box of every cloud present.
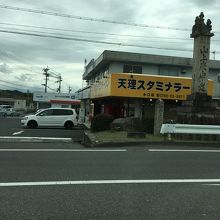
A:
[0,63,13,74]
[0,0,219,93]
[15,73,32,82]
[190,0,218,6]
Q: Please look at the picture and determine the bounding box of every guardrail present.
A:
[160,124,220,135]
[160,124,220,141]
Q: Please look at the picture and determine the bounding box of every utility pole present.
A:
[42,67,50,93]
[212,51,216,60]
[68,86,72,93]
[56,75,62,93]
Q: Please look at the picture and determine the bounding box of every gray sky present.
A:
[0,0,219,93]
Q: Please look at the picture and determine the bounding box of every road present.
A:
[1,142,220,219]
[0,116,84,141]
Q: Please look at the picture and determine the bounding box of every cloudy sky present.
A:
[0,0,219,93]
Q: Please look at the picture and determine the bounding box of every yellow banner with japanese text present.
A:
[90,73,213,100]
[110,73,213,100]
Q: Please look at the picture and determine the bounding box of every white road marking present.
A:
[0,136,71,140]
[12,131,24,136]
[203,184,220,186]
[0,149,127,152]
[0,136,72,143]
[148,149,220,153]
[1,179,220,187]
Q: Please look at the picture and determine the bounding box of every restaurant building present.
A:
[77,50,220,122]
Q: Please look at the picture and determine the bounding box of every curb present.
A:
[0,136,73,143]
[82,132,220,148]
[91,141,220,148]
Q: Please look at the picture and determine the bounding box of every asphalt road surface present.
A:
[0,117,84,141]
[0,142,220,219]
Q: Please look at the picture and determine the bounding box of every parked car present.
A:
[5,109,21,117]
[21,108,78,129]
[0,109,7,117]
[0,104,13,111]
[0,105,14,117]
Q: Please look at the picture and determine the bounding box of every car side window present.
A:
[53,109,73,115]
[38,109,53,116]
[53,109,64,115]
[66,110,73,115]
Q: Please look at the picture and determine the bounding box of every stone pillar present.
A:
[154,99,164,136]
[176,12,217,126]
[134,99,142,119]
[192,36,211,94]
[190,12,214,97]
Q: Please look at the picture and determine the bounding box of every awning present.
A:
[50,100,81,105]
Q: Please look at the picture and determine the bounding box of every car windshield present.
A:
[1,3,220,220]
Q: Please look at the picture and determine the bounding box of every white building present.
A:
[33,92,80,113]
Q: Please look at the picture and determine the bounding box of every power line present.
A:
[49,68,62,75]
[0,79,29,88]
[0,4,190,31]
[1,22,220,43]
[0,83,25,90]
[0,27,219,54]
[0,28,195,53]
[0,47,41,75]
[0,26,191,46]
[0,21,192,41]
[2,26,194,45]
[0,79,41,91]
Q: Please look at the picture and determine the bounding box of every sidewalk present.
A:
[82,130,220,147]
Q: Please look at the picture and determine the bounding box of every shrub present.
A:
[91,113,114,131]
[141,118,154,134]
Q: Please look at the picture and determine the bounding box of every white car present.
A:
[21,108,78,129]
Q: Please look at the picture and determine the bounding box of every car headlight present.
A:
[22,116,29,120]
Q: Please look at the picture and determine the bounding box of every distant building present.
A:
[77,50,220,122]
[33,92,80,113]
[0,97,27,110]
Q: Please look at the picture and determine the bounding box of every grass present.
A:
[90,130,220,145]
[91,130,164,142]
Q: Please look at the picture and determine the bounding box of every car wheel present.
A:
[27,120,38,129]
[64,121,74,129]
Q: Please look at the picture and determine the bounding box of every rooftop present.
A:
[83,50,220,80]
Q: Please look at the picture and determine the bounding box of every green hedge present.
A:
[91,113,114,131]
[141,118,154,134]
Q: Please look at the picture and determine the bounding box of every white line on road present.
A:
[0,149,127,152]
[12,131,24,136]
[148,149,220,153]
[0,136,73,143]
[203,184,220,186]
[1,179,220,187]
[0,136,71,140]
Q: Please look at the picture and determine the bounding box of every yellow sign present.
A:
[90,73,213,100]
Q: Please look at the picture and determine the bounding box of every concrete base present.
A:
[177,93,220,125]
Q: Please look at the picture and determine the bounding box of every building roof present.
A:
[0,97,16,102]
[83,50,220,80]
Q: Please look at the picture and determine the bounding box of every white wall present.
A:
[109,62,123,73]
[51,103,71,108]
[14,100,26,110]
